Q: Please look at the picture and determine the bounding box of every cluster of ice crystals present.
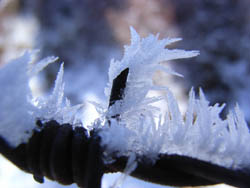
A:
[99,28,250,169]
[32,63,83,125]
[0,51,82,147]
[99,27,198,160]
[159,89,250,169]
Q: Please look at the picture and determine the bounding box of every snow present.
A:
[0,51,39,146]
[0,51,83,147]
[98,27,250,170]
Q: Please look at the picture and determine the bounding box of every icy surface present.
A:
[0,51,82,147]
[98,28,250,169]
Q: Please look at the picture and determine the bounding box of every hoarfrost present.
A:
[159,89,250,169]
[98,27,250,170]
[32,63,83,124]
[1,26,249,171]
[110,153,137,188]
[0,51,83,147]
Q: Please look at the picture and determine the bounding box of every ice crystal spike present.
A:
[28,56,58,76]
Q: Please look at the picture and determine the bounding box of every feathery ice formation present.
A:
[0,51,82,147]
[97,27,250,170]
[0,27,249,171]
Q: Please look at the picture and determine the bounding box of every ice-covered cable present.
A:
[98,27,250,171]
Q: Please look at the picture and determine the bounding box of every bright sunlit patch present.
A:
[82,92,102,127]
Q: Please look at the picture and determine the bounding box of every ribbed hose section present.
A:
[0,120,104,188]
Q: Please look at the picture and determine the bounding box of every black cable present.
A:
[1,120,250,187]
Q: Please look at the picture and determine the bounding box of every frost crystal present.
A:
[0,51,82,146]
[32,63,83,124]
[98,27,250,170]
